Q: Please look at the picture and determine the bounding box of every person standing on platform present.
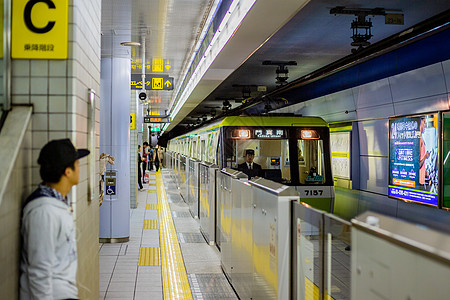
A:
[138,145,144,191]
[142,142,149,182]
[154,145,160,172]
[158,146,164,169]
[148,145,154,171]
[20,139,90,300]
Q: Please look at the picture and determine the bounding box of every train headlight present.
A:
[301,130,320,139]
[232,129,250,139]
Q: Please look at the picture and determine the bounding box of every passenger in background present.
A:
[158,146,165,168]
[153,145,160,171]
[138,145,144,191]
[149,145,154,171]
[142,142,149,182]
[20,139,89,300]
[238,149,262,178]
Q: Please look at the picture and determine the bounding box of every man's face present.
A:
[66,160,80,186]
[245,153,254,163]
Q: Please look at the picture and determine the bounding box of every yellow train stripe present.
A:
[146,204,158,210]
[156,172,193,299]
[143,219,158,229]
[138,247,160,266]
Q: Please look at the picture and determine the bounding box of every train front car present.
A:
[219,116,334,212]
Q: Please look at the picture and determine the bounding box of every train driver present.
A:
[238,149,262,178]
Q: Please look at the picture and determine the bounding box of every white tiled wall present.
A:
[8,0,102,299]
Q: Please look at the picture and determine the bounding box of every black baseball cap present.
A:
[38,139,90,168]
[245,149,255,155]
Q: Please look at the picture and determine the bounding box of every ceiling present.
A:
[101,0,450,136]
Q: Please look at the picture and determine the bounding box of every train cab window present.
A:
[298,138,326,184]
[227,137,291,183]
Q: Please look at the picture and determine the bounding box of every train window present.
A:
[298,139,326,184]
[228,138,291,183]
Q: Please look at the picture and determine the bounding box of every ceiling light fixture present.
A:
[262,61,297,86]
[330,6,404,53]
[120,42,141,47]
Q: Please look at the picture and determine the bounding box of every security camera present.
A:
[139,92,147,100]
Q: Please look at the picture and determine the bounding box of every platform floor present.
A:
[99,169,238,299]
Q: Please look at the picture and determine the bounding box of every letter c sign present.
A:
[12,0,69,59]
[24,0,56,34]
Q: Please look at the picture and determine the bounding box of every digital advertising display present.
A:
[389,114,439,206]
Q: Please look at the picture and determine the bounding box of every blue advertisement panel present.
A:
[388,114,439,206]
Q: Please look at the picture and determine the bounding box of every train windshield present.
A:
[297,130,326,184]
[227,135,291,183]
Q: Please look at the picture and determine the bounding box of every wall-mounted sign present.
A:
[144,116,170,123]
[130,113,135,129]
[12,0,69,59]
[131,74,174,90]
[330,132,351,179]
[388,114,439,206]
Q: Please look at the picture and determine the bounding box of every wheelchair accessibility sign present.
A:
[105,174,117,196]
[106,185,116,195]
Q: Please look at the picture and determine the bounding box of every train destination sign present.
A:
[255,129,285,138]
[131,74,174,90]
[388,114,439,206]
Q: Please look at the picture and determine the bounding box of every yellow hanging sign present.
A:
[130,113,135,130]
[12,0,69,59]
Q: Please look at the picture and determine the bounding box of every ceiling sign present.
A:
[131,58,172,72]
[12,0,69,59]
[144,116,171,123]
[131,74,174,90]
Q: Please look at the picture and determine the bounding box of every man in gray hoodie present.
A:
[20,139,89,300]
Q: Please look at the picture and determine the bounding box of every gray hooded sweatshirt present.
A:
[20,188,78,300]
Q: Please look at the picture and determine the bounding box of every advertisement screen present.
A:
[389,114,439,206]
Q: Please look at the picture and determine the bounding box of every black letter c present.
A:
[24,0,56,34]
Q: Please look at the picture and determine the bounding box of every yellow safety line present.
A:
[143,219,158,229]
[146,204,158,210]
[148,189,157,193]
[156,172,193,299]
[138,247,160,266]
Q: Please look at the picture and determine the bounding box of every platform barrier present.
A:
[351,211,450,300]
[292,201,351,300]
[199,162,218,245]
[187,158,201,218]
[218,169,299,300]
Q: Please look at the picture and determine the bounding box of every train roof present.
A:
[219,116,328,127]
[171,115,328,141]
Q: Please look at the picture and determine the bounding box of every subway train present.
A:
[167,115,334,212]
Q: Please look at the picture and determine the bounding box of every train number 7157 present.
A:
[305,190,323,196]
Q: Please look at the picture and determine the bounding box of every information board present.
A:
[388,114,439,206]
[330,132,351,179]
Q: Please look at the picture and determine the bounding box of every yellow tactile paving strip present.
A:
[146,204,158,210]
[143,219,158,229]
[156,172,193,299]
[138,247,160,266]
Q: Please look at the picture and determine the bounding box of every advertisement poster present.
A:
[389,115,439,206]
[330,132,351,179]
